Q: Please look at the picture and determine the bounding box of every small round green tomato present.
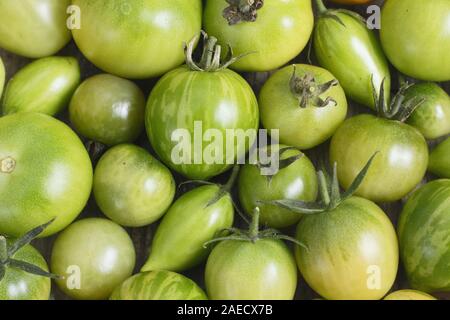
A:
[2,56,80,116]
[51,218,136,300]
[428,137,450,179]
[238,145,318,228]
[141,184,234,272]
[69,74,145,146]
[72,0,202,79]
[205,238,297,300]
[94,144,175,227]
[0,0,72,58]
[0,243,51,300]
[296,197,398,300]
[0,113,93,238]
[110,271,207,300]
[0,56,4,98]
[203,0,313,72]
[405,83,450,139]
[384,290,436,301]
[381,0,450,81]
[330,114,429,202]
[259,64,347,149]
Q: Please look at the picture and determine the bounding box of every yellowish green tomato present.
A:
[384,290,436,300]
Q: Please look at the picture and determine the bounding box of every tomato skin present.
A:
[384,290,436,300]
[381,0,450,82]
[205,238,297,300]
[51,218,136,300]
[398,179,450,293]
[428,137,450,179]
[110,271,207,300]
[0,113,93,238]
[0,56,4,98]
[405,83,450,139]
[69,74,145,146]
[330,114,428,202]
[203,0,313,72]
[296,197,398,300]
[146,66,259,180]
[238,145,318,228]
[93,144,175,227]
[0,0,71,58]
[72,0,202,79]
[330,0,372,4]
[141,185,233,272]
[2,57,80,116]
[259,64,347,149]
[0,243,50,300]
[314,10,390,109]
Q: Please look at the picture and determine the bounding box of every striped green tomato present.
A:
[146,66,259,180]
[398,179,450,293]
[0,243,50,300]
[428,137,450,179]
[205,238,297,300]
[2,57,80,116]
[384,290,436,300]
[295,197,398,300]
[110,271,207,300]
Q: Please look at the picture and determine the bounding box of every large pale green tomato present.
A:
[296,197,398,300]
[94,144,175,227]
[0,113,93,238]
[381,0,450,81]
[384,290,436,300]
[259,64,347,149]
[2,57,80,116]
[51,218,136,300]
[110,271,207,300]
[330,114,429,202]
[203,0,314,72]
[0,243,51,300]
[0,0,71,58]
[146,66,259,180]
[398,179,450,293]
[72,0,202,79]
[205,239,297,300]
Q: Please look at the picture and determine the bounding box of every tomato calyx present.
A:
[0,156,16,174]
[223,0,264,25]
[268,153,378,214]
[0,220,61,282]
[204,207,308,250]
[372,77,425,122]
[289,65,339,108]
[185,32,250,72]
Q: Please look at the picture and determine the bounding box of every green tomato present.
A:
[314,1,390,109]
[259,64,348,149]
[0,0,71,58]
[51,218,136,300]
[398,179,450,293]
[2,57,80,116]
[296,196,398,300]
[381,0,450,82]
[69,74,145,146]
[72,0,202,79]
[238,145,318,228]
[203,0,314,72]
[110,271,207,300]
[330,114,429,202]
[428,137,450,179]
[0,113,92,238]
[0,56,4,98]
[405,83,450,139]
[146,66,259,180]
[0,243,50,300]
[205,238,297,300]
[384,290,436,301]
[94,144,175,227]
[142,184,233,272]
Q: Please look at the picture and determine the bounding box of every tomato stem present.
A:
[249,207,260,239]
[0,236,7,264]
[223,0,264,25]
[314,0,327,14]
[224,165,240,192]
